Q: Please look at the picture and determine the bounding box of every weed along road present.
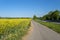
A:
[23,20,60,40]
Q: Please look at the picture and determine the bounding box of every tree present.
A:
[51,10,60,20]
[33,15,37,19]
[40,10,60,21]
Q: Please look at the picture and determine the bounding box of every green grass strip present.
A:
[35,19,60,33]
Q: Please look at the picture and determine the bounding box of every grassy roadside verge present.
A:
[34,19,60,33]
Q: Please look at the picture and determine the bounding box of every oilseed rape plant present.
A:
[0,19,31,40]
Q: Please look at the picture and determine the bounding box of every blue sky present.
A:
[0,0,60,17]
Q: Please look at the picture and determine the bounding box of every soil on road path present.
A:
[23,20,60,40]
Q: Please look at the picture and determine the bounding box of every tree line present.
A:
[33,10,60,21]
[0,16,31,19]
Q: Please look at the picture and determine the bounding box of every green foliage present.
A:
[33,15,37,19]
[52,10,60,20]
[40,10,60,21]
[0,17,31,19]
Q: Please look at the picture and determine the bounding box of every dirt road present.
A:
[23,20,60,40]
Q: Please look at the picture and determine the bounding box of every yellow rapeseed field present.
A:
[0,19,31,40]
